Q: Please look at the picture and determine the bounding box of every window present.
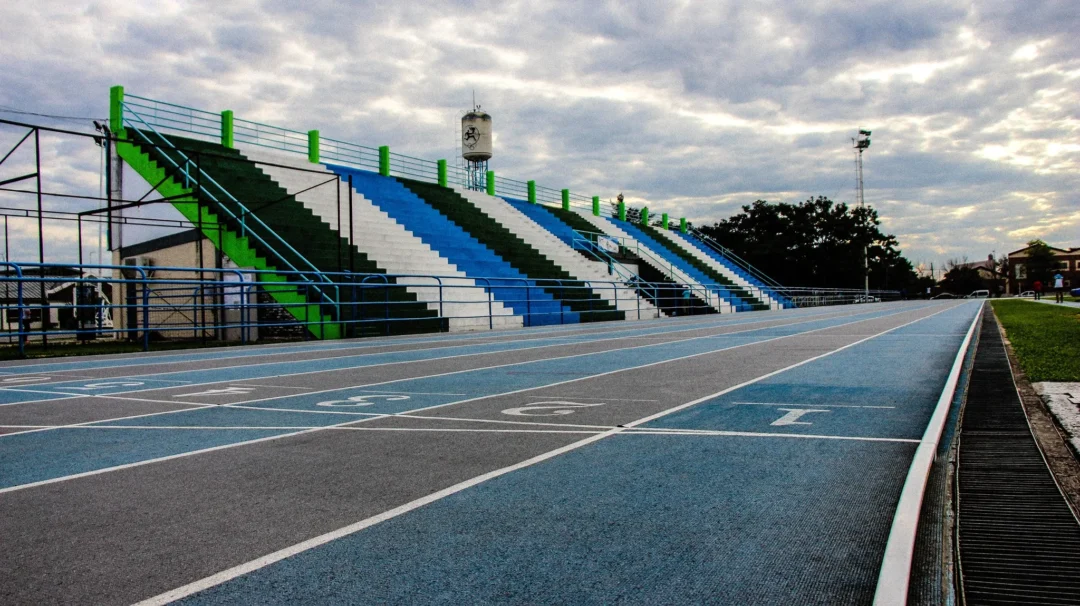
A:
[1015,264,1026,279]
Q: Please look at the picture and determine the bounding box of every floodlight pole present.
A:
[854,130,871,297]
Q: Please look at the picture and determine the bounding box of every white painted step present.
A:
[574,212,734,314]
[653,229,780,310]
[451,187,663,320]
[235,146,522,331]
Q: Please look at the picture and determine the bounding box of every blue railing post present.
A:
[138,267,150,351]
[10,263,25,356]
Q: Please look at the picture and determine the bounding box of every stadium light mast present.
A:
[853,129,871,297]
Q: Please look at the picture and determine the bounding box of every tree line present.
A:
[616,197,928,293]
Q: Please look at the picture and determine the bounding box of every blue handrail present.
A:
[121,105,339,313]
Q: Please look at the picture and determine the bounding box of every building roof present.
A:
[1007,243,1075,256]
[0,280,72,301]
[118,229,204,259]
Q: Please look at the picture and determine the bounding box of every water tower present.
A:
[461,105,492,190]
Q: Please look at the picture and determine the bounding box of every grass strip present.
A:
[991,299,1080,382]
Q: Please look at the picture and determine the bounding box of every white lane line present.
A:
[0,397,220,439]
[210,304,941,411]
[228,405,380,416]
[0,418,918,442]
[350,390,468,396]
[0,305,848,375]
[523,395,658,402]
[732,402,896,409]
[133,302,968,606]
[7,305,906,416]
[872,303,983,606]
[0,304,949,491]
[231,384,313,390]
[0,306,895,405]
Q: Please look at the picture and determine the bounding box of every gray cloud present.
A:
[0,0,1077,270]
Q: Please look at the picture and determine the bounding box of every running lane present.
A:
[0,302,964,605]
[159,301,980,605]
[0,304,927,489]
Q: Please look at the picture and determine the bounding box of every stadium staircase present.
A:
[399,180,625,324]
[628,222,773,311]
[503,199,689,317]
[452,188,661,320]
[326,166,578,326]
[236,147,522,332]
[574,213,735,313]
[678,230,792,309]
[116,131,445,338]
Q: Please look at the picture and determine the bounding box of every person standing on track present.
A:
[1054,273,1065,303]
[1033,279,1042,300]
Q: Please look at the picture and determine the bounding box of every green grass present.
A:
[991,299,1080,382]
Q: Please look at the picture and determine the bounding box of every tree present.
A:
[697,197,920,290]
[1023,239,1056,285]
[940,258,984,295]
[607,201,642,223]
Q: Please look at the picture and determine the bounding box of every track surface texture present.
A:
[0,301,981,605]
[956,310,1080,605]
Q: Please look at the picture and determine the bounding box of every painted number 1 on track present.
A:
[316,394,411,407]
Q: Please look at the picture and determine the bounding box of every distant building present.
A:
[0,270,112,340]
[1007,243,1079,293]
[111,229,258,341]
[954,257,1000,281]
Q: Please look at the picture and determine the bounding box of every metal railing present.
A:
[0,262,900,357]
[688,228,786,290]
[121,103,340,315]
[117,92,614,213]
[232,116,309,155]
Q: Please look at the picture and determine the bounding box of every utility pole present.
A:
[853,129,871,297]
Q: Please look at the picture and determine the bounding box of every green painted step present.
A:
[398,179,625,323]
[127,132,446,337]
[116,138,340,339]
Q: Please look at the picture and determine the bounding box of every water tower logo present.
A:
[462,126,481,149]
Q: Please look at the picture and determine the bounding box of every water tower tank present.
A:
[461,110,492,161]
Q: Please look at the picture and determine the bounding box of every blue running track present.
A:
[0,300,981,605]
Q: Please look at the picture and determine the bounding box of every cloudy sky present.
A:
[0,0,1077,272]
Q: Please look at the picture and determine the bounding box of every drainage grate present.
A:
[956,307,1080,605]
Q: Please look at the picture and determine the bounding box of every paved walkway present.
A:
[1030,298,1080,308]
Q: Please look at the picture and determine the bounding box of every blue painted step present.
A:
[327,166,578,326]
[502,198,582,248]
[614,219,755,311]
[671,231,790,308]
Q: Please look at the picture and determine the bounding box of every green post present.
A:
[662,213,669,230]
[109,85,124,135]
[641,207,649,225]
[680,217,688,233]
[561,189,570,211]
[437,160,447,187]
[378,146,390,176]
[618,201,626,222]
[221,110,234,149]
[527,181,537,204]
[307,130,319,163]
[486,171,495,195]
[592,196,600,217]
